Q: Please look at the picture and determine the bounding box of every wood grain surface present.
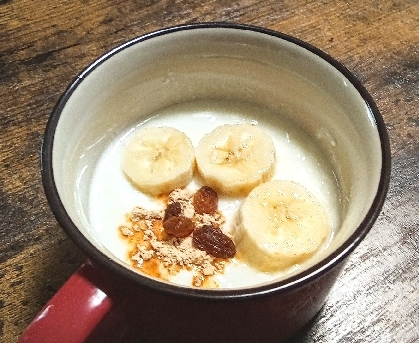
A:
[1,0,418,342]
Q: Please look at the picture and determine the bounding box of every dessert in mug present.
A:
[89,100,340,288]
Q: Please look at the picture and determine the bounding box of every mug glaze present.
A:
[22,23,390,343]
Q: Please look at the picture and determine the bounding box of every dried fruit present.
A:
[164,202,182,221]
[193,186,218,214]
[163,216,195,238]
[193,225,236,258]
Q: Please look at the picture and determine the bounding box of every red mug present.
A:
[21,23,390,342]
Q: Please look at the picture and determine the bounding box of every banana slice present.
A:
[236,180,329,272]
[122,126,195,196]
[195,124,276,195]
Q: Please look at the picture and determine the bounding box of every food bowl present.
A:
[23,23,390,343]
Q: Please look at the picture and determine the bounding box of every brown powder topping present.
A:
[119,186,235,287]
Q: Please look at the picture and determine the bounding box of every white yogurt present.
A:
[88,100,341,288]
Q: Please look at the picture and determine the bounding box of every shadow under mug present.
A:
[21,23,390,343]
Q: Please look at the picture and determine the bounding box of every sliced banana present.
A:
[195,124,276,195]
[236,180,329,272]
[122,126,195,196]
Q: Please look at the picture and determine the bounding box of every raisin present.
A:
[164,202,182,221]
[193,186,218,214]
[163,216,195,238]
[193,225,236,258]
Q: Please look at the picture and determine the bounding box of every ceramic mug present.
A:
[21,23,390,343]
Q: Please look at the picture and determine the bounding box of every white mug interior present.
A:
[49,25,383,290]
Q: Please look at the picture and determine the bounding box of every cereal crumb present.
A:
[121,187,235,287]
[120,226,134,236]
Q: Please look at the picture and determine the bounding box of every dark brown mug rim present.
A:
[41,22,391,301]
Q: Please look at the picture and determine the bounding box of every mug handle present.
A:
[18,261,124,343]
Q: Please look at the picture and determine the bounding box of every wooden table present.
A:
[1,1,418,342]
